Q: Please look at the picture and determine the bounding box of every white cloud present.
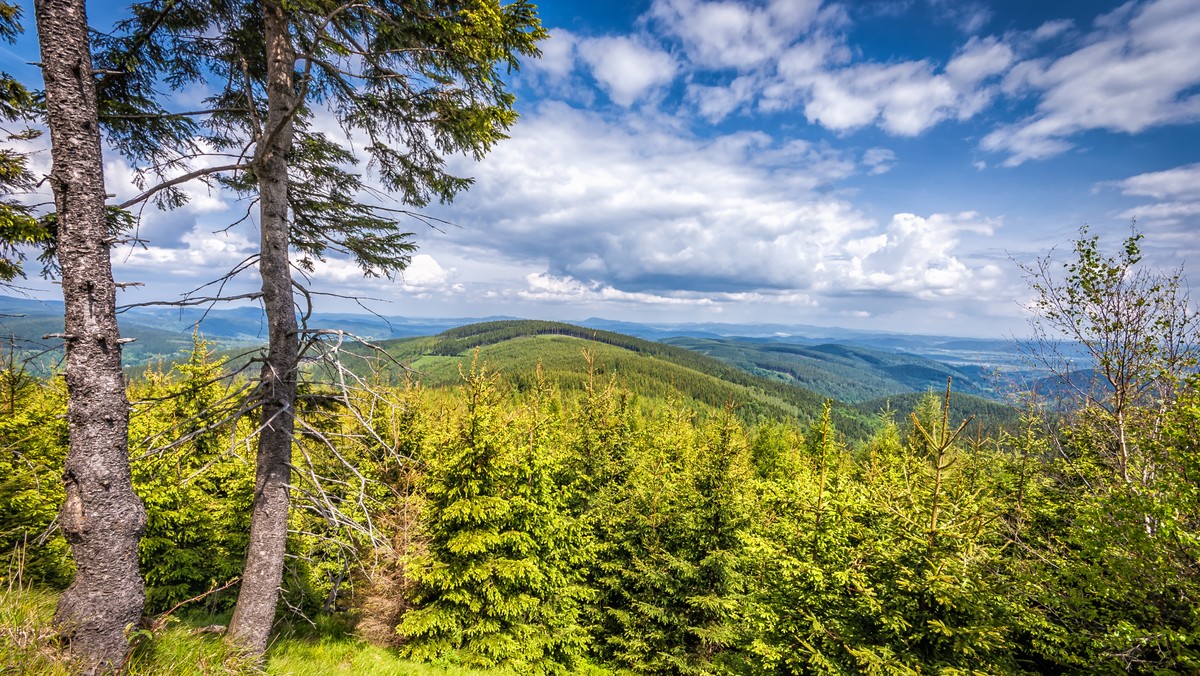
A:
[430,103,1005,319]
[983,0,1200,165]
[795,59,979,136]
[833,212,1000,298]
[1113,162,1200,200]
[402,254,450,287]
[649,0,822,70]
[531,29,578,80]
[577,36,677,106]
[862,147,897,175]
[762,29,1013,136]
[686,75,758,121]
[520,273,715,306]
[118,224,257,279]
[945,36,1015,86]
[1110,163,1200,238]
[1031,19,1073,42]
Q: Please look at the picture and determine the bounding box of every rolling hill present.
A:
[662,336,1001,404]
[360,320,876,437]
[342,320,1018,440]
[2,296,1022,437]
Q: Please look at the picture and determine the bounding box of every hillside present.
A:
[367,320,876,437]
[663,336,1000,404]
[854,390,1023,440]
[0,296,262,372]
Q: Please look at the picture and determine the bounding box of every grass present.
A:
[0,586,513,675]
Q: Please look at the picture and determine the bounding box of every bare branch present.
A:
[116,163,245,209]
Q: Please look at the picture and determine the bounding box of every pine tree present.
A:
[90,2,546,651]
[399,362,586,672]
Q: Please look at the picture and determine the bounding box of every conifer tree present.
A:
[32,0,147,669]
[745,404,866,673]
[589,401,757,674]
[399,362,586,672]
[129,337,253,612]
[852,383,1019,672]
[92,0,546,652]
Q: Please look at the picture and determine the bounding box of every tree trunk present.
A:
[227,0,298,656]
[33,0,147,672]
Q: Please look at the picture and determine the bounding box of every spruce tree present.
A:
[33,0,147,669]
[399,362,586,672]
[91,0,546,652]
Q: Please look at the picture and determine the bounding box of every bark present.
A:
[33,0,147,672]
[226,0,298,656]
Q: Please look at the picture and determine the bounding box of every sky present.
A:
[4,0,1200,337]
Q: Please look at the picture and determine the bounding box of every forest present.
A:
[4,228,1200,674]
[2,0,1199,673]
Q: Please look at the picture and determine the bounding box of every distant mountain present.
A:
[0,295,1037,393]
[0,295,516,371]
[3,296,1024,437]
[662,336,1003,404]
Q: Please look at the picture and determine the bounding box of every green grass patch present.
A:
[0,586,537,675]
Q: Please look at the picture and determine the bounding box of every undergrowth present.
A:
[0,585,520,675]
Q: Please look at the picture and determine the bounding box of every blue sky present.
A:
[4,0,1200,337]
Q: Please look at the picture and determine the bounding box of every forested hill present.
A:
[364,320,1017,439]
[664,336,999,404]
[368,319,868,435]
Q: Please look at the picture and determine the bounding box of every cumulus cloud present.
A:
[649,0,823,70]
[651,1,1013,134]
[530,29,578,80]
[783,34,1013,136]
[430,103,1004,322]
[577,36,677,106]
[402,254,450,288]
[831,212,1001,298]
[983,0,1200,165]
[686,75,759,121]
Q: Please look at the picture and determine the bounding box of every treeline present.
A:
[4,338,1199,673]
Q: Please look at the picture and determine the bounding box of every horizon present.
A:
[0,292,1028,341]
[3,0,1198,337]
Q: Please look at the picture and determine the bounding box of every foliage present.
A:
[1009,377,1200,672]
[94,0,546,276]
[0,2,51,283]
[399,360,588,672]
[1019,223,1200,484]
[584,404,754,675]
[5,269,1200,671]
[129,337,255,613]
[0,365,71,587]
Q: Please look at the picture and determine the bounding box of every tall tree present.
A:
[32,0,147,671]
[94,0,545,654]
